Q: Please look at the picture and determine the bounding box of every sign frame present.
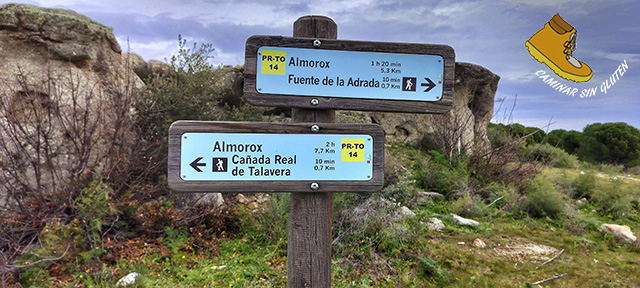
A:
[244,35,455,114]
[168,120,384,193]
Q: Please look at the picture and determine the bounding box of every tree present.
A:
[577,122,640,167]
[547,129,566,147]
[560,130,581,155]
[524,126,546,145]
[506,124,545,145]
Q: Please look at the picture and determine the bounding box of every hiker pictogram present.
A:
[405,79,413,90]
[212,157,227,172]
[525,14,593,82]
[401,77,417,91]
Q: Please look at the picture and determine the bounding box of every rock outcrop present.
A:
[211,65,245,107]
[0,3,129,73]
[125,52,171,81]
[0,4,142,198]
[370,63,499,154]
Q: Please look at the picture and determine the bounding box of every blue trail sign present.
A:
[257,47,445,102]
[167,121,384,193]
[180,133,373,181]
[244,35,455,114]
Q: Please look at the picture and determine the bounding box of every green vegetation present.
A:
[2,37,640,287]
[578,122,640,167]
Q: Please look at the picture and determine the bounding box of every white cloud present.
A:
[210,48,243,67]
[593,52,640,64]
[504,0,588,6]
[117,36,175,62]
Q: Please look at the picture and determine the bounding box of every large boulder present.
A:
[211,65,244,107]
[0,4,142,201]
[370,62,500,155]
[125,52,171,81]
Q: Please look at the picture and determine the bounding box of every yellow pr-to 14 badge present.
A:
[341,138,365,162]
[260,50,286,75]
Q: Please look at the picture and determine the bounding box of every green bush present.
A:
[450,193,488,218]
[627,166,640,175]
[527,143,579,168]
[589,178,633,217]
[256,193,289,245]
[572,171,597,199]
[75,181,119,248]
[417,256,450,285]
[414,150,469,196]
[598,163,624,174]
[522,175,565,219]
[487,123,511,148]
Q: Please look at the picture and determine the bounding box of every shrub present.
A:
[255,193,289,244]
[450,192,488,218]
[487,123,510,148]
[572,171,597,199]
[598,163,624,174]
[74,181,118,249]
[0,56,141,279]
[627,166,640,175]
[382,171,416,208]
[522,175,565,219]
[414,150,469,196]
[589,178,633,217]
[526,143,579,168]
[417,256,450,285]
[472,127,541,188]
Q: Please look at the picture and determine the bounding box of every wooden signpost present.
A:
[168,15,454,288]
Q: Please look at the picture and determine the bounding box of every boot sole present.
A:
[525,41,592,82]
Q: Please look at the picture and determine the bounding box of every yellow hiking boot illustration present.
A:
[525,14,592,82]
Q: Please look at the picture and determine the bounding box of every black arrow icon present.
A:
[189,157,206,172]
[421,78,436,92]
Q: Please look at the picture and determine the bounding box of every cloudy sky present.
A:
[4,0,639,131]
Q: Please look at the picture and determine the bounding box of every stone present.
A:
[148,59,171,76]
[236,193,251,204]
[451,214,480,226]
[124,53,170,81]
[426,217,445,232]
[194,193,224,207]
[124,52,149,79]
[0,4,121,63]
[396,206,415,219]
[416,191,445,204]
[576,198,588,207]
[0,4,143,204]
[116,272,140,287]
[342,197,414,227]
[211,65,244,107]
[254,193,271,204]
[474,238,486,248]
[369,62,499,154]
[598,224,637,243]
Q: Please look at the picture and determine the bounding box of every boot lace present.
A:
[563,33,577,59]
